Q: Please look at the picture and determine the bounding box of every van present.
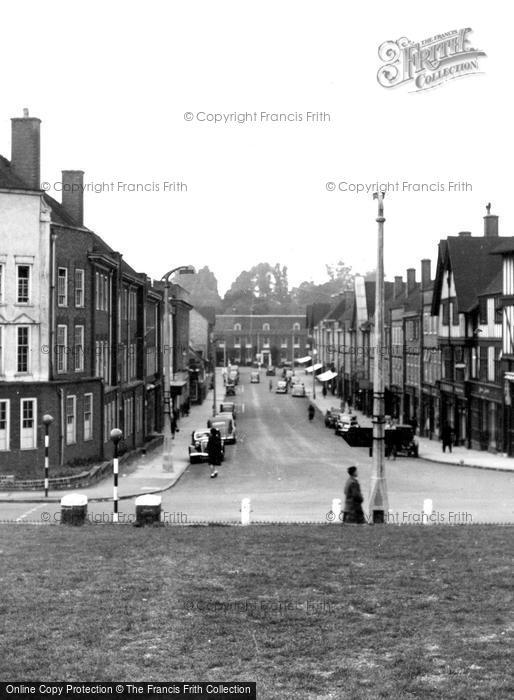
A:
[208,414,236,444]
[250,370,260,383]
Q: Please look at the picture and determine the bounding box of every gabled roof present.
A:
[0,154,30,189]
[432,236,503,313]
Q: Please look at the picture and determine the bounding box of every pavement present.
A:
[0,391,218,504]
[305,378,514,473]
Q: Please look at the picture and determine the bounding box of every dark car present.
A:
[266,366,276,376]
[225,381,236,397]
[385,425,419,457]
[324,407,345,428]
[188,429,225,464]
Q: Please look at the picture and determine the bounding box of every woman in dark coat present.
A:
[343,466,366,523]
[207,427,223,478]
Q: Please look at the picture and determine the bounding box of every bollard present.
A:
[331,498,342,523]
[241,498,251,526]
[135,494,162,526]
[423,498,433,524]
[60,493,88,526]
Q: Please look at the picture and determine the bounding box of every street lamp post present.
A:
[312,347,318,399]
[161,265,196,471]
[211,334,217,417]
[110,428,123,523]
[369,192,389,523]
[42,414,54,498]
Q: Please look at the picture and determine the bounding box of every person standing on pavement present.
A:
[207,427,222,478]
[441,423,453,453]
[343,466,366,523]
[269,379,273,392]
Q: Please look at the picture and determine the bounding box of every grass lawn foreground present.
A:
[0,524,512,699]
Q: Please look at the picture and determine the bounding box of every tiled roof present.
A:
[479,269,502,297]
[447,237,503,312]
[0,155,30,189]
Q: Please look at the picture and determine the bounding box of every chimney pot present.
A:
[61,170,85,226]
[23,108,29,117]
[458,231,472,238]
[11,112,41,189]
[421,259,431,289]
[483,203,499,237]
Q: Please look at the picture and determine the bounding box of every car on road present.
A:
[250,370,260,383]
[219,401,236,419]
[385,425,419,458]
[208,414,237,444]
[229,369,239,385]
[291,382,306,397]
[335,413,359,435]
[266,366,276,376]
[324,407,345,428]
[188,429,225,464]
[225,381,236,397]
[275,379,288,394]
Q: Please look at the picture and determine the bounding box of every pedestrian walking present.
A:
[207,427,223,478]
[343,466,366,524]
[322,385,327,398]
[441,423,453,453]
[269,379,273,391]
[308,404,315,421]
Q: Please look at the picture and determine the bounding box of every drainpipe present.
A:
[49,232,57,379]
[58,387,64,465]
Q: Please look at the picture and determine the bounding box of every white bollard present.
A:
[331,498,342,523]
[423,498,433,524]
[241,498,251,526]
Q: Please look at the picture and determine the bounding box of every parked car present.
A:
[208,414,237,444]
[188,429,225,464]
[335,413,359,435]
[225,381,236,397]
[250,370,260,383]
[229,370,239,385]
[266,366,276,376]
[385,425,419,457]
[219,401,236,419]
[324,407,345,428]
[275,379,288,394]
[291,382,306,397]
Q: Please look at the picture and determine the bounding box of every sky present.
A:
[0,1,509,296]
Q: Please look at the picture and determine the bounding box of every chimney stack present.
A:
[394,275,403,299]
[11,108,41,190]
[421,259,431,290]
[61,170,84,226]
[458,231,472,238]
[484,203,499,237]
[407,268,416,294]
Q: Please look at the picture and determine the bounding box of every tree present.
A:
[222,263,291,313]
[290,260,355,308]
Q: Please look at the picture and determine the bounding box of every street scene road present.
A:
[3,367,512,525]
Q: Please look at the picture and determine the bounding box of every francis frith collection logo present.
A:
[377,28,486,91]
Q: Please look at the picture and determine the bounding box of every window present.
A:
[129,290,137,321]
[487,346,495,383]
[263,336,270,347]
[57,268,68,306]
[129,343,136,379]
[96,272,109,311]
[478,297,487,325]
[17,326,30,373]
[66,395,76,444]
[234,336,241,347]
[84,393,93,441]
[293,323,300,331]
[233,323,241,331]
[263,323,270,331]
[56,325,68,373]
[479,346,488,382]
[136,395,143,433]
[452,301,459,326]
[0,400,9,451]
[442,300,449,326]
[20,398,37,449]
[17,265,30,303]
[75,269,85,307]
[74,325,84,372]
[0,325,3,374]
[281,336,288,347]
[294,335,300,346]
[123,289,129,320]
[0,263,4,303]
[494,296,502,324]
[124,396,134,436]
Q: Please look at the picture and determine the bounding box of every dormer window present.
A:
[293,323,300,331]
[234,323,241,331]
[263,323,270,331]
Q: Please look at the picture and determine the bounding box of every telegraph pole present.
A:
[369,191,389,523]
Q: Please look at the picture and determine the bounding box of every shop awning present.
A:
[316,370,338,382]
[296,356,312,365]
[305,363,323,373]
[170,380,187,388]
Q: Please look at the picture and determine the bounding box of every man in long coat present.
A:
[343,466,366,523]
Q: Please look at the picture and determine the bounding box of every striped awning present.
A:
[305,363,323,373]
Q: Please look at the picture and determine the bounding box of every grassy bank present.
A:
[0,524,512,698]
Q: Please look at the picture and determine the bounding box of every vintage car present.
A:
[250,370,260,383]
[188,428,225,464]
[275,379,288,394]
[207,414,237,444]
[265,366,276,376]
[219,401,236,419]
[385,425,419,457]
[335,413,359,436]
[225,380,236,397]
[291,382,306,397]
[228,370,239,385]
[324,407,345,428]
